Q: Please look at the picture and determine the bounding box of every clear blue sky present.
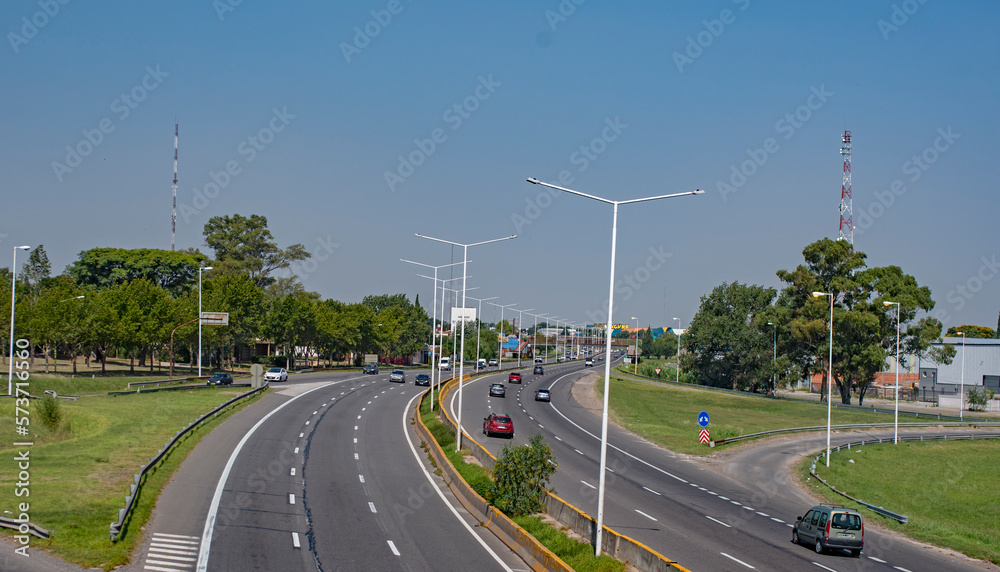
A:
[2,1,998,331]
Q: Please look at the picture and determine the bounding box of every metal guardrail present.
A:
[0,516,50,539]
[808,433,1000,523]
[108,384,268,541]
[710,420,1000,446]
[108,383,252,396]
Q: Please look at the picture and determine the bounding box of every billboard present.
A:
[450,307,476,324]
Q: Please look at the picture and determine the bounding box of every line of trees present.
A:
[1,214,430,375]
[680,238,958,405]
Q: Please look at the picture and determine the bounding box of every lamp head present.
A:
[811,291,827,298]
[693,189,706,195]
[15,246,30,250]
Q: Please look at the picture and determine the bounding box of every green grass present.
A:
[0,386,265,569]
[598,375,903,455]
[418,393,620,571]
[798,440,1000,565]
[8,373,209,396]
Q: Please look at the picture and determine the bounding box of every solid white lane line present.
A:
[643,486,661,496]
[289,494,295,505]
[635,509,657,522]
[387,540,400,556]
[720,552,755,569]
[581,480,596,489]
[706,515,731,528]
[812,563,838,572]
[867,556,886,563]
[292,532,301,548]
[893,567,913,572]
[369,502,377,513]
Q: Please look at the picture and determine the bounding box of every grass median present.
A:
[799,439,1000,565]
[0,386,266,569]
[418,393,623,572]
[598,374,904,455]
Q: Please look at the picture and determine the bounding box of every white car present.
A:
[264,367,288,382]
[585,358,594,367]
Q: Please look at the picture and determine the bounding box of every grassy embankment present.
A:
[418,394,623,572]
[0,378,266,570]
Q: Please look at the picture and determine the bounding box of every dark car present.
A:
[415,373,431,386]
[792,504,863,557]
[508,372,522,384]
[389,369,405,383]
[363,363,379,375]
[534,388,551,402]
[489,383,506,398]
[483,413,514,438]
[207,372,233,386]
[533,365,544,375]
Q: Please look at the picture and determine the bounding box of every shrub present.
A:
[38,394,62,429]
[489,434,557,516]
[966,387,991,411]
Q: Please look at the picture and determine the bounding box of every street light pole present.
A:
[464,294,498,371]
[631,316,638,374]
[513,307,534,368]
[416,233,516,452]
[8,245,30,396]
[958,331,966,420]
[882,302,901,443]
[526,177,703,556]
[197,265,213,377]
[767,322,776,394]
[673,317,682,383]
[489,302,518,371]
[421,279,476,411]
[813,291,835,467]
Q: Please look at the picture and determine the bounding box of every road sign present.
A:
[698,411,710,427]
[654,368,662,376]
[200,312,229,325]
[699,429,710,444]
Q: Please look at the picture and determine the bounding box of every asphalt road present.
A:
[454,358,1000,572]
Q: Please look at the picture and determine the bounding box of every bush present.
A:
[489,434,557,516]
[966,387,991,411]
[38,394,62,429]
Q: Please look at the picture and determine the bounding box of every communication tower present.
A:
[838,130,853,244]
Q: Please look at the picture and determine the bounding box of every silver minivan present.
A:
[792,504,863,557]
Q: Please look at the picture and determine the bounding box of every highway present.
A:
[453,357,999,572]
[127,369,529,572]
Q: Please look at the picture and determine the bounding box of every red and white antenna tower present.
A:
[838,130,853,244]
[171,122,178,250]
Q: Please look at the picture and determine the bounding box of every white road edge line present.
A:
[720,552,755,569]
[195,377,358,572]
[706,515,731,528]
[867,556,886,563]
[643,486,661,496]
[403,388,514,572]
[812,562,838,571]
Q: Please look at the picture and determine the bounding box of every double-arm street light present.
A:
[526,177,703,556]
[197,265,213,377]
[882,302,901,443]
[464,294,499,370]
[8,245,30,396]
[417,233,516,452]
[812,291,835,466]
[513,307,534,367]
[421,278,475,412]
[488,301,518,370]
[531,313,551,363]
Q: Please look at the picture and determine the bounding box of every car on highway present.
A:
[363,363,379,374]
[488,358,498,367]
[264,367,288,382]
[534,388,551,402]
[508,372,522,384]
[207,372,233,386]
[476,358,487,370]
[439,357,451,371]
[389,369,405,383]
[489,383,506,398]
[533,365,544,375]
[414,373,431,386]
[534,357,543,363]
[792,504,863,557]
[483,412,514,438]
[585,358,594,367]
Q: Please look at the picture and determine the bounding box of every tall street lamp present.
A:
[882,302,901,443]
[812,291,835,467]
[631,316,639,374]
[527,176,703,556]
[767,321,776,394]
[673,317,682,383]
[8,245,30,396]
[532,313,551,363]
[513,307,534,367]
[489,301,518,370]
[402,259,465,411]
[197,265,213,377]
[464,294,498,371]
[957,331,966,420]
[422,279,475,412]
[417,233,516,451]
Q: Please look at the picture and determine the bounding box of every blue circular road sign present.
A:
[698,411,710,427]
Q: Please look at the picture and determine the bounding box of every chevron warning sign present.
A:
[699,429,710,444]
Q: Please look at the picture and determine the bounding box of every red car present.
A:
[508,372,522,384]
[483,413,514,438]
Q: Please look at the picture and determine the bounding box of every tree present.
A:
[685,281,777,392]
[20,245,51,305]
[66,247,206,297]
[488,434,557,517]
[262,293,317,367]
[946,325,996,339]
[640,325,655,358]
[203,214,310,288]
[100,279,177,373]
